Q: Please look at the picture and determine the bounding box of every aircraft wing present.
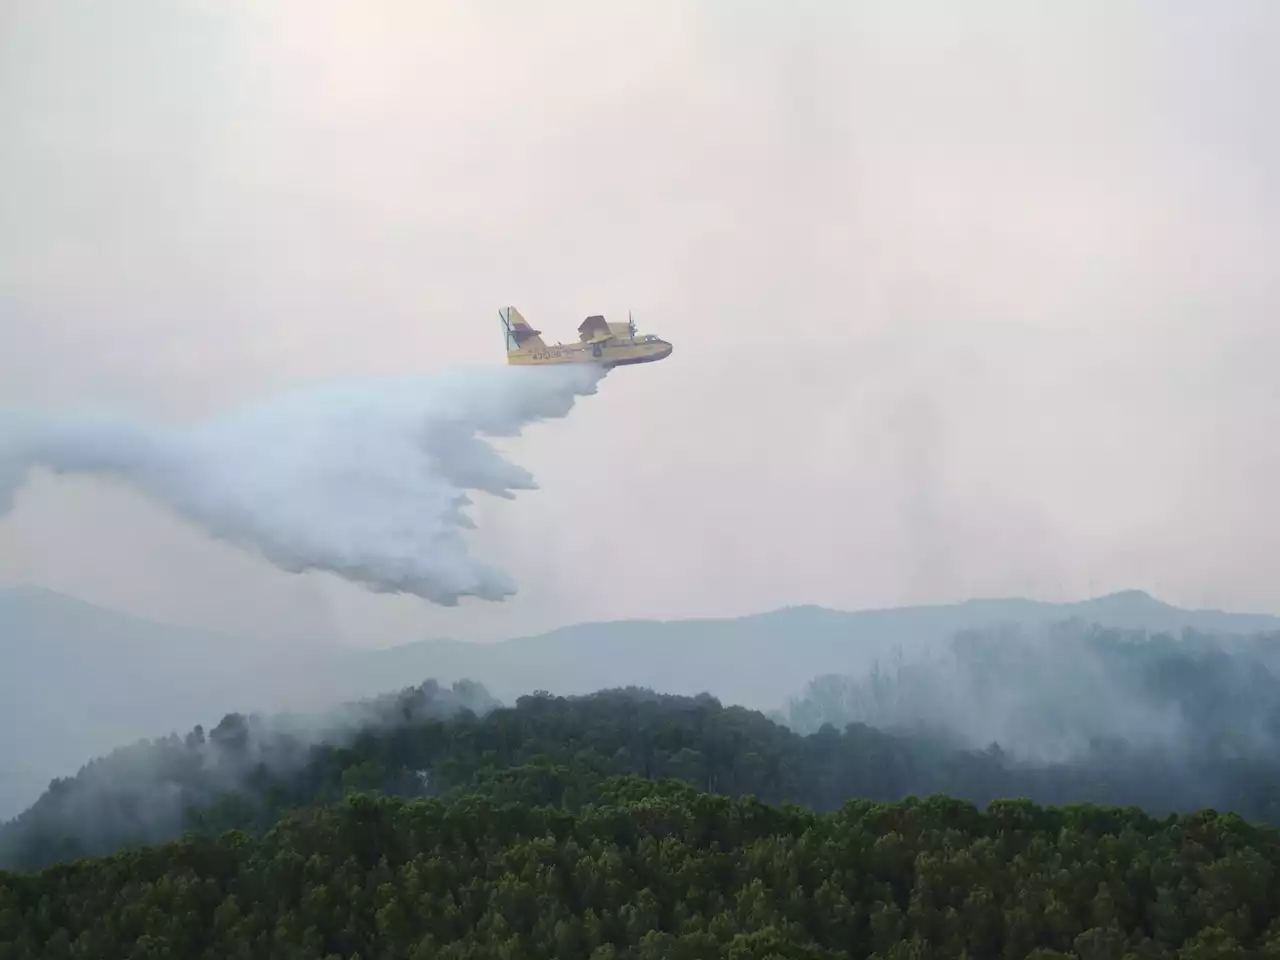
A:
[578,314,614,344]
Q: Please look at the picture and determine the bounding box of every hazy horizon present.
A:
[5,579,1280,654]
[4,1,1279,649]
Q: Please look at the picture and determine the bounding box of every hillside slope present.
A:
[10,668,1280,872]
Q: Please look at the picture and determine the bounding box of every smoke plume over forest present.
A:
[783,620,1280,767]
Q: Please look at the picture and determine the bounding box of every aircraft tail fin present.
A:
[498,306,546,353]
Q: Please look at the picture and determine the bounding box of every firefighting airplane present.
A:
[498,306,673,368]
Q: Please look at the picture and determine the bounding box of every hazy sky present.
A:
[2,0,1278,647]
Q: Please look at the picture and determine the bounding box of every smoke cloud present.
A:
[781,619,1280,768]
[0,364,606,605]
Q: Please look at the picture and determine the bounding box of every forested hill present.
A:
[10,673,1280,958]
[4,778,1280,959]
[8,680,1280,873]
[7,584,1278,821]
[0,678,500,871]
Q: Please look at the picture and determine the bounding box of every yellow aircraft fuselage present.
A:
[508,336,673,368]
[499,308,673,369]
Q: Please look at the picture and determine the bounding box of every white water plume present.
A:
[0,364,608,605]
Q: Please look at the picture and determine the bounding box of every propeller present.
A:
[628,310,637,339]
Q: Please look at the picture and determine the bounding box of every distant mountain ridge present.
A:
[3,584,1278,819]
[962,588,1280,633]
[327,589,1280,711]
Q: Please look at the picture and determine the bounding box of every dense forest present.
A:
[8,620,1280,956]
[5,776,1280,958]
